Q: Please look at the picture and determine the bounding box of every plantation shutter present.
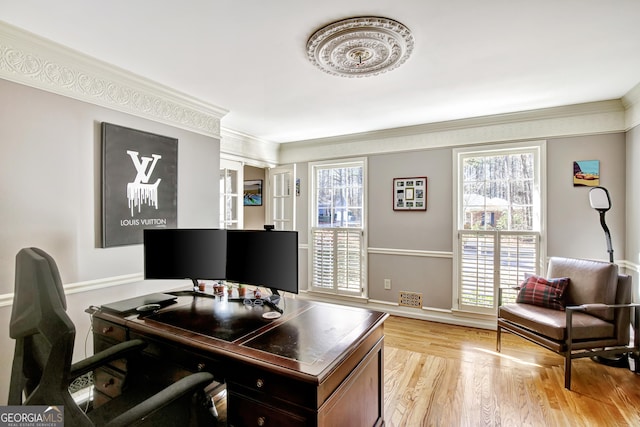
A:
[459,230,539,310]
[311,228,363,293]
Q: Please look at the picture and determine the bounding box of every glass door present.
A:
[268,165,296,231]
[220,159,243,229]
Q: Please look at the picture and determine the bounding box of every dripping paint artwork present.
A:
[102,122,178,247]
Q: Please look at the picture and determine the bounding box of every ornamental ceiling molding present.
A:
[0,22,227,138]
[307,16,414,78]
[278,100,626,164]
[622,81,640,130]
[220,128,279,168]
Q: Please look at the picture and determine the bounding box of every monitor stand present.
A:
[228,289,284,314]
[264,289,283,313]
[170,282,285,312]
[168,278,218,299]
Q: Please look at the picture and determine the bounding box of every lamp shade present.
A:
[589,186,611,211]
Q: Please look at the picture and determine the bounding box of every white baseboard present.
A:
[296,291,497,330]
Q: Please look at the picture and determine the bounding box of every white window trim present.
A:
[308,157,368,297]
[451,140,547,313]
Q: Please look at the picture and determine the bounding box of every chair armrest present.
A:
[566,302,640,313]
[69,339,147,379]
[566,302,640,349]
[567,303,609,313]
[104,371,215,427]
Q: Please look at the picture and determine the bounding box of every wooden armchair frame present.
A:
[497,257,640,389]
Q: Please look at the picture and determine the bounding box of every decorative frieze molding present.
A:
[220,128,279,167]
[0,21,227,138]
[279,100,626,163]
[623,81,640,131]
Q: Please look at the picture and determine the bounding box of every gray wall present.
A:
[0,79,220,291]
[367,149,453,306]
[293,134,628,309]
[547,134,626,261]
[0,79,220,403]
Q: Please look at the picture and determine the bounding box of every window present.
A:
[454,142,545,314]
[310,159,366,296]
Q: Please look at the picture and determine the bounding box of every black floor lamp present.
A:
[589,186,632,367]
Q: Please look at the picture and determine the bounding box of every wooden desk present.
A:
[89,295,388,426]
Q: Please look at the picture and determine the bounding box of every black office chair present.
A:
[8,247,215,426]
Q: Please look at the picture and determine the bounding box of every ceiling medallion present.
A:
[306,16,414,78]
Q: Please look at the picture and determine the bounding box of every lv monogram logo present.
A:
[126,150,162,216]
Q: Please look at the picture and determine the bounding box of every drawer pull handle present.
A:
[256,378,265,389]
[102,326,113,334]
[103,378,115,388]
[257,416,266,426]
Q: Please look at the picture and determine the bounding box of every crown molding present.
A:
[623,81,640,131]
[279,100,626,164]
[220,128,279,167]
[0,21,227,138]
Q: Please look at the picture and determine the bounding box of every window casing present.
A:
[454,142,545,314]
[309,158,367,296]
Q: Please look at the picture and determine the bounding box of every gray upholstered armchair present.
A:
[497,256,639,389]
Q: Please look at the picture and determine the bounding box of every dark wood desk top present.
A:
[94,295,388,384]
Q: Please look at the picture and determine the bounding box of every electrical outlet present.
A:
[384,279,391,290]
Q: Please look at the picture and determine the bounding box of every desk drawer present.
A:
[130,332,221,378]
[93,318,127,342]
[93,366,124,399]
[92,390,112,409]
[227,367,315,409]
[228,392,309,427]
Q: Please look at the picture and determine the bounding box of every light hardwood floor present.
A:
[383,315,640,427]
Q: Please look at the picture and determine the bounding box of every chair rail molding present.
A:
[0,273,145,308]
[0,21,227,138]
[368,247,453,259]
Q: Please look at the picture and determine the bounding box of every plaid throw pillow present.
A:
[516,275,570,310]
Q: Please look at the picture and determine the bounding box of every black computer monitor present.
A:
[226,229,299,296]
[143,228,227,288]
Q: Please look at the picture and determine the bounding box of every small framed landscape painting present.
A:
[573,160,600,187]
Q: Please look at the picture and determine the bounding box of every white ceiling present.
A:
[2,0,640,143]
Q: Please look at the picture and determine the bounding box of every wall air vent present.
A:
[399,291,422,308]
